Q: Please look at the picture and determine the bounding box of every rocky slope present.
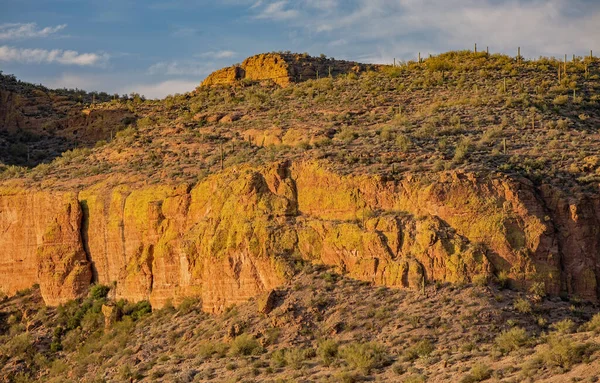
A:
[0,73,134,166]
[2,268,600,383]
[1,51,600,314]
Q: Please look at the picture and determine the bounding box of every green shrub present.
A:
[514,298,532,314]
[177,297,199,314]
[270,349,287,368]
[497,271,510,289]
[453,137,473,163]
[340,342,390,373]
[460,363,492,383]
[551,319,576,334]
[582,313,600,333]
[198,341,229,359]
[403,374,426,383]
[121,300,152,321]
[286,347,310,370]
[318,339,339,366]
[405,339,435,360]
[535,335,597,370]
[529,282,546,299]
[396,134,413,151]
[229,334,263,356]
[552,95,569,105]
[495,327,529,353]
[89,284,110,300]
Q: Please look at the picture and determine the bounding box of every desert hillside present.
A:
[1,50,600,382]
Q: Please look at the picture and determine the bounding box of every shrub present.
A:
[514,298,533,314]
[552,95,569,105]
[497,271,510,289]
[318,339,339,366]
[460,363,492,383]
[472,274,489,287]
[286,347,310,370]
[337,127,358,143]
[198,341,229,359]
[340,342,389,373]
[177,297,199,314]
[495,327,529,353]
[453,137,473,163]
[535,335,597,370]
[270,349,287,368]
[550,319,575,334]
[396,134,413,151]
[529,282,546,299]
[405,339,435,360]
[229,334,263,356]
[89,284,110,300]
[403,375,427,383]
[582,313,600,334]
[121,300,152,321]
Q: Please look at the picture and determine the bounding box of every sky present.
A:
[1,0,599,98]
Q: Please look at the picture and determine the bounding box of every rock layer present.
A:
[0,161,598,311]
[201,53,374,87]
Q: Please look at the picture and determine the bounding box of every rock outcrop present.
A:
[201,53,375,87]
[1,161,598,312]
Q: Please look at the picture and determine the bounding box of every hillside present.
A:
[1,267,600,382]
[0,50,600,381]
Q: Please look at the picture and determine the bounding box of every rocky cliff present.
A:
[1,161,597,312]
[201,53,375,87]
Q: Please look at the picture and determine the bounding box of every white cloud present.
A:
[147,60,217,76]
[0,45,109,66]
[171,26,199,37]
[0,23,66,40]
[118,80,199,99]
[249,0,600,62]
[255,1,299,20]
[196,50,237,59]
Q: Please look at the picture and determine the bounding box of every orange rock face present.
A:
[1,161,598,312]
[0,191,91,305]
[201,53,375,87]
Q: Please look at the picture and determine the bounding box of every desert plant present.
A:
[550,319,576,334]
[582,313,600,333]
[495,327,529,353]
[318,339,339,366]
[229,334,263,356]
[460,363,492,383]
[340,342,390,373]
[89,284,110,300]
[534,335,597,370]
[514,298,533,314]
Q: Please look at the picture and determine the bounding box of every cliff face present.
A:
[0,190,91,305]
[201,53,374,87]
[1,161,598,311]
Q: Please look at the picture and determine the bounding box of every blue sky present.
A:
[1,0,599,98]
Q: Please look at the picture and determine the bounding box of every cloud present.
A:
[171,27,200,37]
[244,0,600,62]
[0,45,109,66]
[0,23,67,40]
[147,60,217,76]
[196,50,237,59]
[255,1,299,20]
[118,80,199,99]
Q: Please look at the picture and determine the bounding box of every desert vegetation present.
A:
[1,266,600,382]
